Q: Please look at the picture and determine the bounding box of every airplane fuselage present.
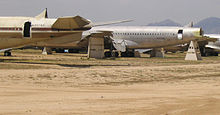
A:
[87,26,203,49]
[32,26,204,51]
[0,17,86,49]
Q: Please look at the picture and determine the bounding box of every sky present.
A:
[0,0,220,25]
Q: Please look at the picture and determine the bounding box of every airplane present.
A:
[0,8,94,56]
[91,26,206,57]
[32,24,210,58]
[0,9,132,56]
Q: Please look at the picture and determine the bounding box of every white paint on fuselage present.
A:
[89,26,201,49]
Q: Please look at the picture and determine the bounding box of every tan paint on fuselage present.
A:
[0,17,85,49]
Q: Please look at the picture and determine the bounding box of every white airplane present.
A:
[86,26,206,57]
[33,25,209,57]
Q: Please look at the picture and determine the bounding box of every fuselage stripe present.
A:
[0,27,22,31]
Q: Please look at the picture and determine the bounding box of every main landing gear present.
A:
[4,51,11,56]
[104,50,136,58]
[104,51,119,57]
[121,51,135,57]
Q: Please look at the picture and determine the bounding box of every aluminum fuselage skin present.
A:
[86,26,202,49]
[33,26,203,49]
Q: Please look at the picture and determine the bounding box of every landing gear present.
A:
[200,47,218,57]
[121,51,135,57]
[4,51,11,56]
[68,49,79,53]
[55,48,65,53]
[104,51,119,58]
[104,51,111,57]
[112,52,119,57]
[104,42,119,58]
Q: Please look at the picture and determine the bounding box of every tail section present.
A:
[35,8,48,19]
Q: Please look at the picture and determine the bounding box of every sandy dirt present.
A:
[1,50,220,115]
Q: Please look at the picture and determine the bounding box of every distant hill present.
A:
[194,17,220,34]
[147,19,182,27]
[147,17,220,34]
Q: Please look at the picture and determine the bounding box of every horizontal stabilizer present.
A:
[52,16,91,30]
[92,19,133,27]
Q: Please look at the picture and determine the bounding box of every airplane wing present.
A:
[89,31,113,38]
[77,31,113,48]
[52,16,91,30]
[92,20,133,27]
[206,44,220,50]
[203,34,218,42]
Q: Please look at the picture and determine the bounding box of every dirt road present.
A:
[0,51,220,114]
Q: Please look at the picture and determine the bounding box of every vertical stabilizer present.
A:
[35,8,48,19]
[184,22,193,27]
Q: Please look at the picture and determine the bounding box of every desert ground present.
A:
[1,49,220,115]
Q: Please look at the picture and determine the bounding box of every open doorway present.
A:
[23,21,31,38]
[177,29,183,40]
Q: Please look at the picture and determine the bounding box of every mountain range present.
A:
[147,17,220,34]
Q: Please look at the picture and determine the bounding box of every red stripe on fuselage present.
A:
[0,27,22,31]
[0,27,53,31]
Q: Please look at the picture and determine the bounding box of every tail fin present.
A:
[35,8,48,19]
[184,22,193,27]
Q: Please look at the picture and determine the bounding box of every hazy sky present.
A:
[0,0,220,25]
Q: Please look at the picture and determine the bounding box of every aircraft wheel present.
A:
[127,51,135,57]
[55,49,65,53]
[110,52,119,57]
[114,52,119,57]
[4,51,11,56]
[212,52,218,56]
[214,52,219,56]
[68,49,79,53]
[121,52,127,57]
[105,51,112,57]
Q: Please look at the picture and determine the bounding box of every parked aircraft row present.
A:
[0,9,218,59]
